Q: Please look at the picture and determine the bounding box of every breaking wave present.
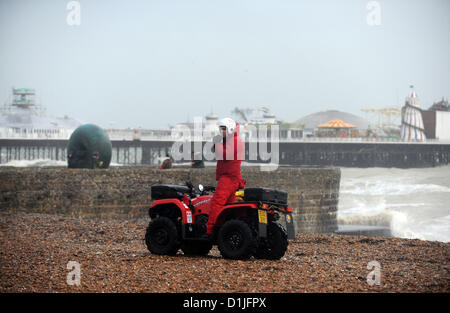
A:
[338,167,450,243]
[0,159,123,167]
[341,180,450,196]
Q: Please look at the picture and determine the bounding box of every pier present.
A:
[1,137,449,168]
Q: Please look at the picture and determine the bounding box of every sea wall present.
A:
[0,166,340,233]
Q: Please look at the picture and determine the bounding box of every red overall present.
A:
[206,124,245,234]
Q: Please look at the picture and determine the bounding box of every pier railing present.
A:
[0,127,74,140]
[0,126,448,144]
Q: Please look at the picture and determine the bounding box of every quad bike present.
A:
[144,181,295,260]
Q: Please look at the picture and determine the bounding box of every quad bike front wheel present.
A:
[254,221,288,260]
[217,219,257,260]
[145,217,180,255]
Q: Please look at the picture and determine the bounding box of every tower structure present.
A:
[401,86,426,141]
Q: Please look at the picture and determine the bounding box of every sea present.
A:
[1,159,449,243]
[339,166,450,243]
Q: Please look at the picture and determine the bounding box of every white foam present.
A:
[339,167,450,243]
[390,212,450,242]
[338,208,450,242]
[341,180,450,196]
[0,159,124,167]
[0,159,67,167]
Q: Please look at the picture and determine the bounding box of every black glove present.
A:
[212,135,223,153]
[212,135,222,144]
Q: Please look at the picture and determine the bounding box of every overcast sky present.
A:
[0,0,449,129]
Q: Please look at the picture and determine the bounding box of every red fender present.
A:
[214,202,259,228]
[151,198,193,224]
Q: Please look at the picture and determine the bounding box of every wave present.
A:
[340,180,450,196]
[339,210,450,243]
[0,159,67,167]
[0,159,123,167]
[338,174,450,243]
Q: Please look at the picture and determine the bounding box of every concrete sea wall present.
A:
[0,166,341,233]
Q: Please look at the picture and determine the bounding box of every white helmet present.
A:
[218,117,236,136]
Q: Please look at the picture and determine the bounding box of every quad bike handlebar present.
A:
[202,185,216,192]
[185,181,216,197]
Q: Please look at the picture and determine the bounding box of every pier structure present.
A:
[1,136,449,168]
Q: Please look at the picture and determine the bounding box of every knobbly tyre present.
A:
[144,181,296,260]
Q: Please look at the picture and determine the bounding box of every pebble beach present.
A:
[0,212,448,293]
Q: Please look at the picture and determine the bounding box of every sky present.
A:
[0,0,449,129]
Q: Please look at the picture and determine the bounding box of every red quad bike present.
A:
[145,181,296,260]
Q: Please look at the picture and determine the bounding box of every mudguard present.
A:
[285,212,295,240]
[150,198,193,224]
[214,202,259,229]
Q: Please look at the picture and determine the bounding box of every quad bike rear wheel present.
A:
[145,217,180,255]
[254,221,288,260]
[217,219,257,260]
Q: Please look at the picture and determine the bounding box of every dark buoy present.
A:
[67,124,112,169]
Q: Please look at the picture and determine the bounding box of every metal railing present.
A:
[0,127,74,140]
[1,126,449,145]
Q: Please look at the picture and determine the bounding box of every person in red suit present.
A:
[206,117,246,235]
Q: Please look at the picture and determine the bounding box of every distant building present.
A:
[231,107,304,140]
[204,113,219,134]
[422,98,450,140]
[295,110,370,131]
[0,88,82,139]
[428,98,450,112]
